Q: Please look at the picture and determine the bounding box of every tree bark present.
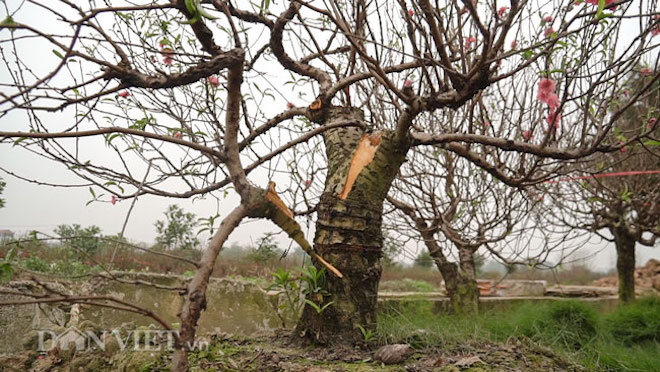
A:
[436,247,479,315]
[612,226,636,305]
[171,205,247,372]
[295,107,409,344]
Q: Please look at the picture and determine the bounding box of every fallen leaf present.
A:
[455,355,482,367]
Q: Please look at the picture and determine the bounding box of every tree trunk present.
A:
[612,226,636,305]
[295,107,409,345]
[436,247,479,315]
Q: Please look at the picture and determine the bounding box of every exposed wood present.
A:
[339,132,382,200]
[265,181,293,218]
[264,182,343,279]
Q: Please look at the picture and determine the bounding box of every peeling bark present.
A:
[295,107,410,344]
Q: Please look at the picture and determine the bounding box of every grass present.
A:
[379,278,442,292]
[606,296,660,346]
[377,296,660,371]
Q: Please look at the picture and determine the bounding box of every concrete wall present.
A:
[0,273,282,353]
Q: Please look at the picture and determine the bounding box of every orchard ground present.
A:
[1,239,659,371]
[1,297,659,371]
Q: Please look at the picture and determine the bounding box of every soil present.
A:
[591,259,660,292]
[0,330,583,372]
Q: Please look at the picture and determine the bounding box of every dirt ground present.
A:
[591,259,660,292]
[0,330,582,372]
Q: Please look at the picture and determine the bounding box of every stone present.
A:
[454,355,482,367]
[373,344,412,365]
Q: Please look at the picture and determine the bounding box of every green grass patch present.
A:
[605,295,660,346]
[379,278,441,292]
[377,296,660,371]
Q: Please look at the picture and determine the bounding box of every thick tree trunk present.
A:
[436,247,479,315]
[295,107,409,345]
[612,226,636,305]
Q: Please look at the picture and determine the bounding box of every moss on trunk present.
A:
[295,107,410,344]
[437,257,479,315]
[612,227,636,305]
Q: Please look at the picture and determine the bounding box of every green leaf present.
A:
[642,140,660,147]
[304,299,322,313]
[52,49,64,59]
[196,3,218,20]
[0,15,16,28]
[89,187,96,198]
[184,0,197,14]
[105,133,121,145]
[12,137,27,147]
[595,0,606,21]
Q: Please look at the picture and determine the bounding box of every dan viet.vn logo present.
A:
[37,326,208,352]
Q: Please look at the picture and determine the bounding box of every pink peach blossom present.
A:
[648,117,657,129]
[111,195,117,205]
[118,91,130,98]
[544,27,555,38]
[174,132,182,139]
[652,26,660,37]
[207,76,219,87]
[465,36,477,48]
[585,0,617,10]
[537,89,551,104]
[403,79,413,88]
[161,48,173,65]
[640,67,652,76]
[408,9,414,17]
[546,93,560,110]
[511,40,518,49]
[498,7,508,17]
[523,130,533,140]
[537,78,556,100]
[286,102,295,109]
[543,16,553,22]
[304,180,311,187]
[547,110,561,128]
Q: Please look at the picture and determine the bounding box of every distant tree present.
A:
[388,149,530,315]
[414,250,434,268]
[382,234,401,268]
[155,205,200,251]
[474,254,486,277]
[54,224,103,253]
[0,177,5,209]
[537,71,659,304]
[247,234,282,264]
